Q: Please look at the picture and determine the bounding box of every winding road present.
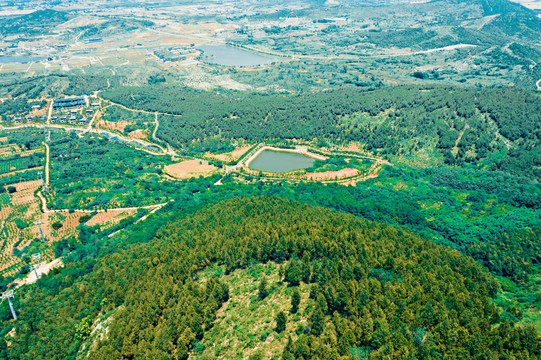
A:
[1,123,168,156]
[37,190,169,214]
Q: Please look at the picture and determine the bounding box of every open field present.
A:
[85,209,138,229]
[14,259,63,287]
[164,159,218,179]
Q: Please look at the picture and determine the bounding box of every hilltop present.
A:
[2,196,539,359]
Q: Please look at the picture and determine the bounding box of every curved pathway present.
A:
[1,123,168,156]
[222,142,390,185]
[96,97,180,156]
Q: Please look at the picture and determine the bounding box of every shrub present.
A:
[52,222,63,230]
[275,311,287,333]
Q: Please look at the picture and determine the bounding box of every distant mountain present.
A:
[0,9,71,37]
[444,0,541,41]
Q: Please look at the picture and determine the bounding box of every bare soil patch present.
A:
[164,160,218,179]
[98,120,129,133]
[15,259,63,287]
[127,129,150,140]
[306,168,360,181]
[203,145,253,163]
[85,209,137,229]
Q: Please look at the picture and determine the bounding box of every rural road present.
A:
[44,142,50,185]
[37,190,169,214]
[0,123,168,156]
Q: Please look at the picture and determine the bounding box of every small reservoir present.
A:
[248,150,315,173]
[198,45,273,67]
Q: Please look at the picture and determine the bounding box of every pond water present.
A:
[0,56,45,64]
[248,150,315,173]
[198,45,273,67]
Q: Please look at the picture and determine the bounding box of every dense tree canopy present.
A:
[102,85,541,178]
[3,197,539,359]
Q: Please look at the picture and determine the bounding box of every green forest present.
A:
[2,197,539,359]
[47,133,176,210]
[102,85,541,179]
[0,0,540,356]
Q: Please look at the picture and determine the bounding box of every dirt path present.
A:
[152,112,159,142]
[87,109,100,129]
[239,159,386,185]
[44,142,50,185]
[227,142,390,185]
[14,259,63,287]
[37,190,169,214]
[95,98,179,156]
[47,99,53,124]
[0,123,168,156]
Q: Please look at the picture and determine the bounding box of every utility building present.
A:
[52,97,86,111]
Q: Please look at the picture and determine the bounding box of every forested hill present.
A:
[3,197,539,359]
[102,85,541,179]
[450,0,541,41]
[0,10,72,36]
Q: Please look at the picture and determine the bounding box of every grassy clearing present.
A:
[192,263,312,360]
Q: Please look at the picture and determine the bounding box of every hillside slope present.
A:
[102,85,541,179]
[2,197,539,359]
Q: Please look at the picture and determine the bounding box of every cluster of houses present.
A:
[13,114,46,124]
[50,97,100,126]
[51,108,94,125]
[9,97,100,126]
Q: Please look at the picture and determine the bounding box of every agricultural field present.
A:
[0,132,45,176]
[0,180,48,277]
[0,175,143,278]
